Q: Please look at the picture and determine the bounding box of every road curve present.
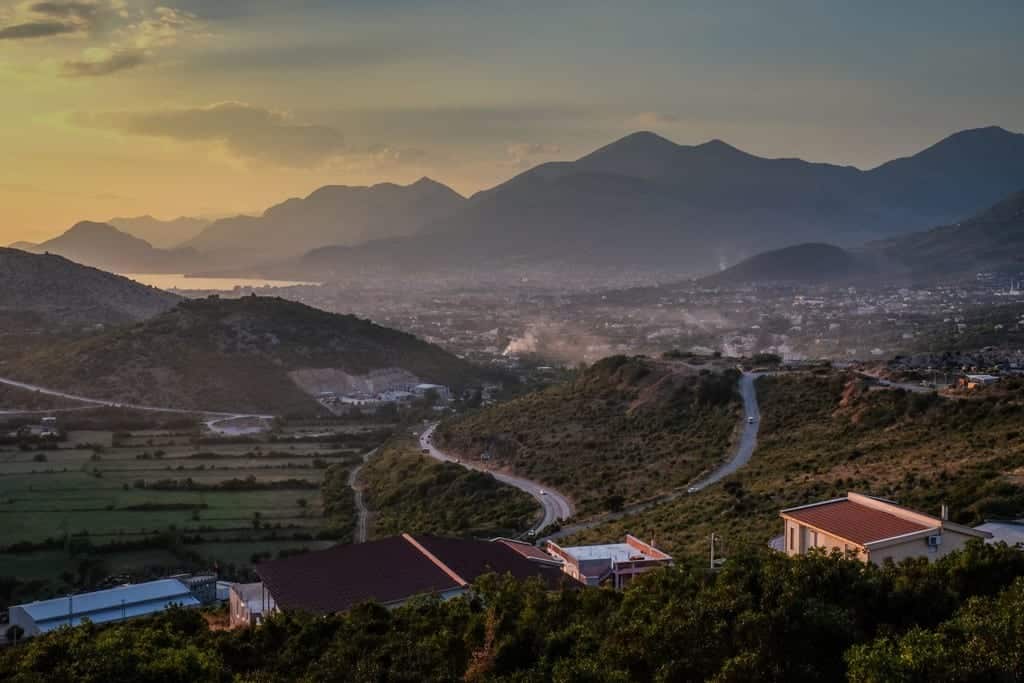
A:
[545,371,761,541]
[419,424,574,533]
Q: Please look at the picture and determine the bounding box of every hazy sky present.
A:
[2,0,1022,242]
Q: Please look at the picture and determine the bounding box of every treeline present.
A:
[131,476,319,491]
[3,543,1024,681]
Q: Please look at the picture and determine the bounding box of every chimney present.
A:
[940,504,949,521]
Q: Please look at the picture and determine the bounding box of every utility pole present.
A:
[710,532,718,569]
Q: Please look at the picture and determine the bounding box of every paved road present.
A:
[0,376,275,423]
[419,424,574,533]
[348,448,379,543]
[687,371,760,491]
[545,371,761,541]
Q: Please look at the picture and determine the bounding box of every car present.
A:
[747,416,757,423]
[687,486,699,494]
[539,489,547,496]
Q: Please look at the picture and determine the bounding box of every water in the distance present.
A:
[120,273,319,291]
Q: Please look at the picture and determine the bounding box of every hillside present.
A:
[568,371,1024,556]
[27,221,199,273]
[435,355,742,515]
[108,215,210,249]
[262,126,1024,278]
[185,178,464,260]
[874,187,1024,280]
[703,242,866,285]
[0,247,180,327]
[360,441,539,538]
[5,297,482,414]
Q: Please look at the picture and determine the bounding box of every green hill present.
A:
[568,371,1024,556]
[435,355,742,515]
[360,441,539,538]
[5,296,482,414]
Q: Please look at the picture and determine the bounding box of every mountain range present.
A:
[12,126,1024,278]
[705,188,1024,285]
[264,125,1024,278]
[183,177,465,258]
[17,221,200,274]
[107,215,210,249]
[0,247,180,327]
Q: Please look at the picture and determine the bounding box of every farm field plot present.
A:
[0,425,391,601]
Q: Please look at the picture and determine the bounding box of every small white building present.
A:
[412,384,451,402]
[544,535,673,588]
[8,578,201,640]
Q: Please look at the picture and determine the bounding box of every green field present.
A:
[0,423,392,607]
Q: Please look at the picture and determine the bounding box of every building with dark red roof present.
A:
[238,533,567,626]
[780,492,991,564]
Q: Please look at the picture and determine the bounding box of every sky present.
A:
[2,0,1022,242]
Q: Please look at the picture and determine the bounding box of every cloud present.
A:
[62,46,144,75]
[28,1,105,22]
[367,144,427,163]
[505,142,561,167]
[122,6,202,49]
[0,0,124,39]
[0,2,203,75]
[0,19,74,38]
[74,101,348,167]
[625,112,686,128]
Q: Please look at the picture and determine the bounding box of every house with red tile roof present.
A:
[780,492,991,564]
[236,533,567,626]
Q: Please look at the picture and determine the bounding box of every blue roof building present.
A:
[8,578,201,639]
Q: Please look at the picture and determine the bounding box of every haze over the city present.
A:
[3,0,1023,242]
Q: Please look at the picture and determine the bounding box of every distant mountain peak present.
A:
[619,130,677,144]
[66,220,123,235]
[411,176,444,187]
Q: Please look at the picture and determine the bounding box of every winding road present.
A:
[0,376,275,431]
[418,371,762,540]
[419,424,574,533]
[545,371,761,541]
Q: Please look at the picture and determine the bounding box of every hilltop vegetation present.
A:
[359,442,539,538]
[569,371,1024,556]
[0,248,179,328]
[435,356,741,515]
[4,297,482,414]
[4,543,1024,681]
